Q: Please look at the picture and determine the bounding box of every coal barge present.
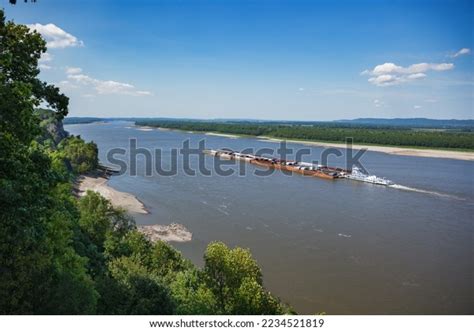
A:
[203,149,348,180]
[204,149,395,186]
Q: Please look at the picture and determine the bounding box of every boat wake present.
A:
[347,167,464,200]
[389,184,464,200]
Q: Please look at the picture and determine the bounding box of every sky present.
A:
[3,0,473,120]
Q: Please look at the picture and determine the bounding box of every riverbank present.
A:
[259,137,474,161]
[131,123,474,161]
[138,223,192,242]
[75,173,193,242]
[205,132,240,138]
[135,125,154,131]
[76,174,149,214]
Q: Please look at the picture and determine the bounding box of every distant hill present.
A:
[336,118,474,128]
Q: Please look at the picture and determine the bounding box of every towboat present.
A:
[345,167,393,186]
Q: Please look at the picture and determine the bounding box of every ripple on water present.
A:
[338,233,352,238]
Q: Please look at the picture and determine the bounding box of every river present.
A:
[66,121,473,314]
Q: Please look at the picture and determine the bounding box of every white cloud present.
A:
[413,105,422,109]
[406,73,426,80]
[94,81,152,96]
[95,80,135,95]
[371,63,402,75]
[135,90,153,96]
[57,80,78,90]
[27,23,84,49]
[368,74,398,86]
[39,52,53,63]
[363,61,454,86]
[67,72,152,97]
[451,48,470,58]
[65,67,83,75]
[68,74,95,84]
[38,52,53,69]
[367,62,453,75]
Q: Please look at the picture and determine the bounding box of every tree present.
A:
[59,136,99,173]
[107,256,174,314]
[77,191,116,249]
[104,229,151,266]
[0,10,68,145]
[203,241,287,314]
[170,270,217,315]
[150,240,192,281]
[0,10,95,313]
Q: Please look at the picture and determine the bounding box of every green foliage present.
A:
[136,120,474,150]
[0,10,95,313]
[0,137,98,313]
[170,270,217,314]
[104,229,150,266]
[150,240,193,280]
[107,256,174,314]
[59,136,98,173]
[40,250,98,314]
[203,242,288,314]
[48,149,73,181]
[78,191,116,249]
[0,11,68,146]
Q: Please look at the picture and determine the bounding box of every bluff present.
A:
[36,108,69,146]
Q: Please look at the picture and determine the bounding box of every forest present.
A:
[0,10,290,314]
[135,120,474,150]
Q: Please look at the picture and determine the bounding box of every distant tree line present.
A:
[135,120,474,150]
[63,117,105,125]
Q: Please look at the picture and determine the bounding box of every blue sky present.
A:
[4,0,473,120]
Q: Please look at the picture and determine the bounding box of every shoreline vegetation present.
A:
[128,122,474,161]
[75,170,193,243]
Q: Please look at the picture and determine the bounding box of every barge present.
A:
[204,149,344,180]
[203,149,395,186]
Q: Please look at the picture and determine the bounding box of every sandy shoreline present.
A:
[76,174,193,242]
[205,132,240,138]
[76,174,149,214]
[135,126,154,131]
[259,136,474,161]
